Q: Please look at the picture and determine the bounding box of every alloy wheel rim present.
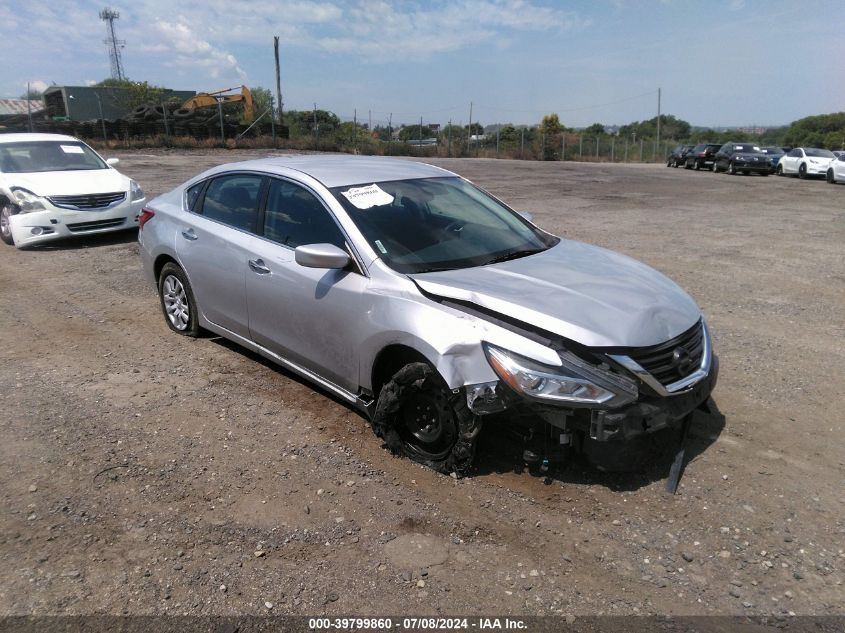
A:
[162,275,189,330]
[0,207,9,237]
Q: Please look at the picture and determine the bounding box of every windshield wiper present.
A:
[482,248,544,266]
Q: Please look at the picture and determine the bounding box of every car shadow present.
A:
[471,398,726,492]
[199,334,726,492]
[23,228,139,251]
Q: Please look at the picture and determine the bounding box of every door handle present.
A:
[181,228,198,241]
[248,258,271,274]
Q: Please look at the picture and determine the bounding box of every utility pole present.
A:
[468,101,473,155]
[419,116,423,149]
[269,95,276,142]
[496,124,500,156]
[368,109,371,132]
[447,119,452,157]
[217,97,225,144]
[273,36,284,127]
[313,103,318,148]
[561,135,565,161]
[656,87,661,163]
[520,128,525,159]
[26,82,33,133]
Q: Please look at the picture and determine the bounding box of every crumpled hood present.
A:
[5,169,128,196]
[410,239,701,348]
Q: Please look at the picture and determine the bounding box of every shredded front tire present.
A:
[371,362,482,477]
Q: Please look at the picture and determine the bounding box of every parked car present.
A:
[0,133,145,248]
[138,156,718,474]
[667,144,694,168]
[831,150,845,158]
[777,147,836,178]
[826,153,845,184]
[712,142,769,176]
[683,143,722,170]
[759,146,785,173]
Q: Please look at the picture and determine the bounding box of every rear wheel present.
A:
[828,169,835,184]
[693,160,700,170]
[0,202,15,246]
[728,161,737,175]
[798,163,807,179]
[158,263,200,336]
[371,362,481,477]
[776,164,784,176]
[712,161,719,173]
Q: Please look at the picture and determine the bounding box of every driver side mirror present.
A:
[106,158,120,166]
[294,243,351,269]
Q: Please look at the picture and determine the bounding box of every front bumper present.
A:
[805,163,829,176]
[733,159,769,173]
[9,197,145,247]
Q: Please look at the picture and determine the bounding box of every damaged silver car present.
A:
[138,156,717,475]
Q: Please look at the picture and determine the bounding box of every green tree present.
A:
[540,113,564,135]
[399,124,434,141]
[584,122,605,136]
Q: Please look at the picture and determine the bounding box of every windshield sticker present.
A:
[340,183,394,210]
[374,239,388,255]
[60,145,85,154]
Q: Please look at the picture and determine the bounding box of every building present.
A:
[42,86,196,121]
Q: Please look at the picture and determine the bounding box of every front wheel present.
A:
[712,161,719,173]
[371,362,481,476]
[798,163,807,179]
[0,202,15,246]
[158,262,200,336]
[728,162,737,175]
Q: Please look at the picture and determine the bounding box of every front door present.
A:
[246,177,368,393]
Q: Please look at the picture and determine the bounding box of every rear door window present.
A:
[200,174,263,232]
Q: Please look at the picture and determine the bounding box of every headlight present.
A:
[130,180,145,201]
[483,343,637,407]
[10,187,46,213]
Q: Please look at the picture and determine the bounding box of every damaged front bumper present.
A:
[466,319,719,444]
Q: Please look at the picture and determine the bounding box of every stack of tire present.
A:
[125,102,240,139]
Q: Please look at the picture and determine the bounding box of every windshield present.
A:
[731,145,762,153]
[0,141,107,173]
[760,147,783,154]
[805,148,834,158]
[330,177,557,274]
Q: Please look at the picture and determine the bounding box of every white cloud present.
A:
[24,80,49,94]
[311,1,589,60]
[143,19,247,81]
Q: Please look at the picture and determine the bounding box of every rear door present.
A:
[245,177,368,392]
[176,172,265,338]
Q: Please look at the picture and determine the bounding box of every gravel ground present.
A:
[1,150,843,619]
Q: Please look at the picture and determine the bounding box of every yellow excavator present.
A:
[181,86,255,122]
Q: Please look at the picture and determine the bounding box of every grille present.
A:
[66,218,126,233]
[627,320,704,386]
[49,192,126,210]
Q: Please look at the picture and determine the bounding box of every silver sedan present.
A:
[138,156,717,474]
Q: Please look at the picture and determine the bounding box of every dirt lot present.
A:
[1,151,843,620]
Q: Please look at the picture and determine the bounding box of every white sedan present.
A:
[776,147,836,179]
[0,133,145,248]
[826,153,845,184]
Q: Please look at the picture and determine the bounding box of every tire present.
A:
[776,164,784,176]
[712,161,719,173]
[761,171,768,177]
[693,161,700,170]
[370,362,481,477]
[158,263,200,337]
[685,161,693,170]
[827,169,835,184]
[798,163,807,179]
[0,202,16,246]
[728,161,737,175]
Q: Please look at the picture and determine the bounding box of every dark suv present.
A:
[667,144,694,168]
[683,143,722,170]
[712,142,769,176]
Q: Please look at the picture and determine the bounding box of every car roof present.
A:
[0,132,82,144]
[206,155,455,188]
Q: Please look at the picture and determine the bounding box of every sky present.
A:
[1,0,843,129]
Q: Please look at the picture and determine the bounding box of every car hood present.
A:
[409,239,701,349]
[4,169,128,196]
